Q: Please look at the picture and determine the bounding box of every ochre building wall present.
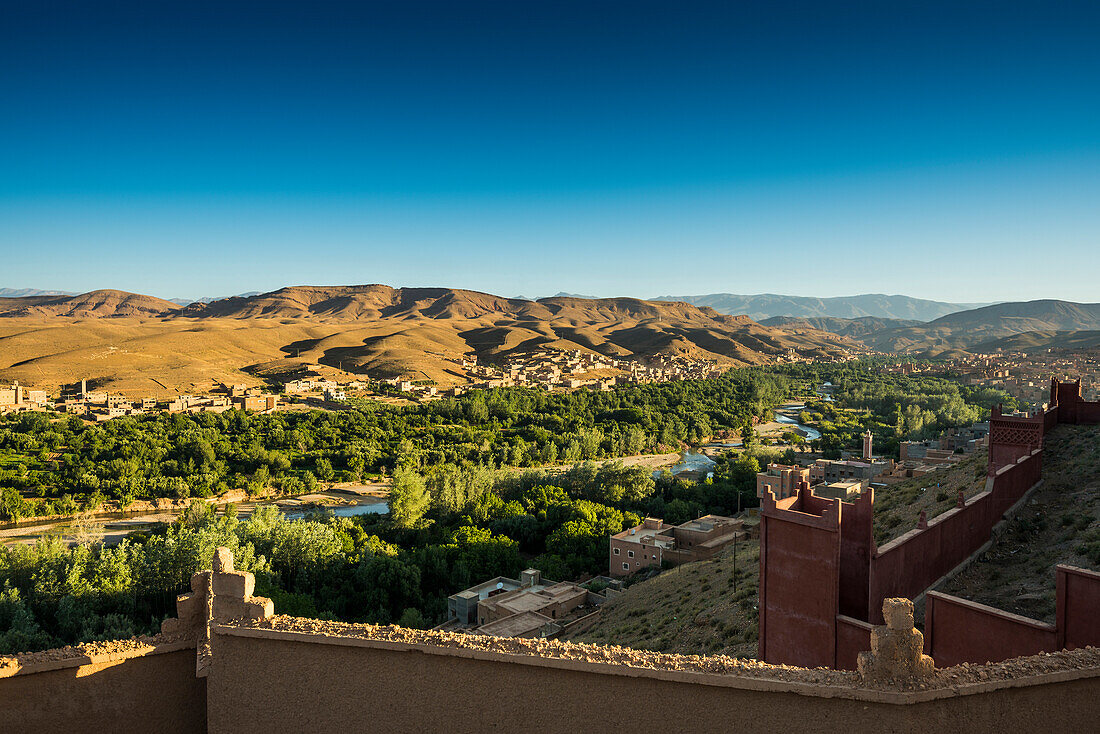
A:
[206,626,1100,734]
[0,644,205,734]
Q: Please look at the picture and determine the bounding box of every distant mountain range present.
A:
[759,299,1100,354]
[857,300,1100,353]
[0,288,77,298]
[3,287,1098,391]
[653,293,991,321]
[168,292,261,306]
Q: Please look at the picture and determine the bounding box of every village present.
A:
[0,348,738,420]
[881,349,1100,408]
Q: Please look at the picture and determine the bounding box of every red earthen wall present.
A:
[835,615,873,671]
[925,592,1057,667]
[1060,566,1100,651]
[759,380,1096,669]
[837,490,873,620]
[867,450,1042,623]
[759,502,841,668]
[927,566,1100,666]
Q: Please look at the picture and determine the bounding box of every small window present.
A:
[628,550,634,558]
[613,547,620,555]
[622,562,629,570]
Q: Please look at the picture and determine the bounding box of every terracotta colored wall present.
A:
[925,592,1058,667]
[1077,401,1100,424]
[1060,566,1100,651]
[0,645,205,734]
[867,451,1041,623]
[759,505,839,668]
[835,614,873,671]
[206,628,1100,734]
[837,491,873,619]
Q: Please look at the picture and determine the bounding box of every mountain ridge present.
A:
[0,285,855,395]
[653,293,992,321]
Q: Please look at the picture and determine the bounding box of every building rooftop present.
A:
[476,611,556,638]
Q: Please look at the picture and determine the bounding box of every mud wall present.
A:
[925,593,1057,667]
[926,566,1100,666]
[758,498,840,668]
[835,614,873,671]
[0,642,205,734]
[206,626,1100,734]
[1061,565,1100,650]
[867,449,1042,623]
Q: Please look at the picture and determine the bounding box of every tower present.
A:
[862,430,873,461]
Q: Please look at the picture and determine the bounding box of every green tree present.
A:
[389,468,431,529]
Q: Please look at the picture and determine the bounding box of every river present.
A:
[0,493,390,548]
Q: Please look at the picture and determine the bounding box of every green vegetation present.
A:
[784,364,1016,458]
[0,361,1023,654]
[0,368,794,521]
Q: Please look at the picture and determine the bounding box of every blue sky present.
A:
[2,1,1098,303]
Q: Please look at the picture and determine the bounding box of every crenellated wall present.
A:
[760,378,1100,669]
[2,549,1100,734]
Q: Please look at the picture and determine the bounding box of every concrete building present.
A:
[756,463,812,500]
[233,395,278,414]
[609,514,746,577]
[447,569,547,625]
[446,569,596,639]
[809,458,894,484]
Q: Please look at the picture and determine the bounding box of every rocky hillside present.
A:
[0,290,181,318]
[565,543,760,658]
[858,300,1100,353]
[760,315,922,339]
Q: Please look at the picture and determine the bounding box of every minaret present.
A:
[862,429,873,461]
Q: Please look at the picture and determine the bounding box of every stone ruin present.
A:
[858,598,935,685]
[159,546,274,675]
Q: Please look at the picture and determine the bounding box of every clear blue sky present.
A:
[2,1,1098,303]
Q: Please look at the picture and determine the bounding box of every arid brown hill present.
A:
[0,290,181,319]
[0,285,853,395]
